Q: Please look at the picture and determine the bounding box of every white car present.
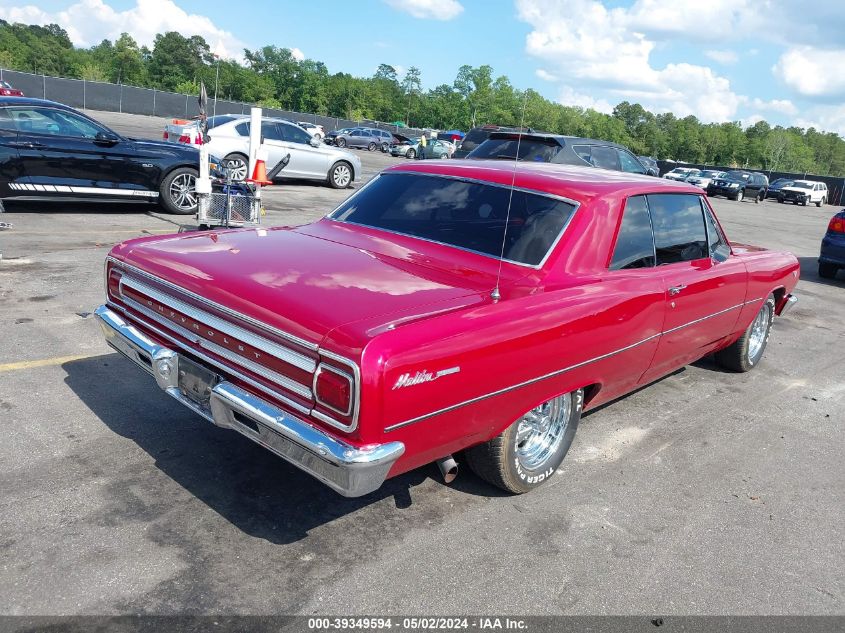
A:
[778,179,828,207]
[165,114,360,189]
[686,169,726,189]
[297,121,325,140]
[664,167,698,181]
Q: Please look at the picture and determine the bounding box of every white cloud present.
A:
[773,46,845,98]
[558,86,613,113]
[0,0,246,60]
[794,104,845,136]
[535,69,558,82]
[704,49,739,64]
[383,0,463,21]
[516,0,743,122]
[290,47,305,62]
[747,97,797,116]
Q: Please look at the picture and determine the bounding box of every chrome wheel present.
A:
[515,394,572,470]
[223,156,248,182]
[747,302,772,361]
[331,163,352,188]
[168,173,197,211]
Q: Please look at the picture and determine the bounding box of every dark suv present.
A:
[453,125,532,158]
[465,132,650,175]
[707,170,768,202]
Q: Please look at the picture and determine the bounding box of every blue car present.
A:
[819,210,845,279]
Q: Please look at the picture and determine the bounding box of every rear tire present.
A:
[159,167,198,215]
[222,153,249,182]
[735,189,744,202]
[406,148,416,159]
[816,197,824,207]
[466,389,583,494]
[367,142,377,152]
[715,294,775,372]
[819,262,838,279]
[327,161,353,189]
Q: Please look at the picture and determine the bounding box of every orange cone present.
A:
[246,158,273,186]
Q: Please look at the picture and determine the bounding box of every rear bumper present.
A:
[94,305,404,497]
[776,294,798,316]
[820,234,845,266]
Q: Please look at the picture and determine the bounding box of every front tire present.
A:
[159,167,198,215]
[336,138,347,148]
[367,142,377,152]
[327,161,353,189]
[819,262,838,279]
[715,294,775,372]
[406,148,416,159]
[466,390,583,494]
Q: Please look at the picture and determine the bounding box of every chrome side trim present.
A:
[108,257,319,351]
[120,275,316,373]
[327,172,581,271]
[384,331,662,432]
[385,297,767,433]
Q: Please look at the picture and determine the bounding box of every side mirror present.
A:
[94,131,119,146]
[309,135,321,147]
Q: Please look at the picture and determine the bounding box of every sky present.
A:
[2,0,845,136]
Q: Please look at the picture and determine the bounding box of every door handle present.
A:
[668,284,687,296]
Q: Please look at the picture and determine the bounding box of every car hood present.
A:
[780,186,811,194]
[131,138,200,158]
[109,221,518,349]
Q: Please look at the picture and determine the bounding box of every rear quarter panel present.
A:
[728,246,799,336]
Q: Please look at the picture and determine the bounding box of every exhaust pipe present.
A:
[436,455,458,484]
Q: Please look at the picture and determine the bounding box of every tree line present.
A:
[2,20,844,177]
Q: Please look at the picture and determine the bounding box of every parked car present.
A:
[765,178,793,199]
[359,127,395,151]
[165,115,361,189]
[686,170,726,190]
[707,171,768,202]
[95,161,798,498]
[389,136,420,158]
[778,179,828,207]
[664,167,699,181]
[438,139,457,157]
[453,125,530,158]
[0,97,221,214]
[297,121,325,140]
[819,210,845,279]
[417,139,451,159]
[467,132,649,175]
[332,128,384,151]
[0,81,24,97]
[637,156,659,176]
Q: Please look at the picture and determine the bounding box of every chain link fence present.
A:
[0,68,425,137]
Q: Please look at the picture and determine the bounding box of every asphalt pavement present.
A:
[0,111,842,616]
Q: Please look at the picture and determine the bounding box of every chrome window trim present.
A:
[385,297,764,433]
[119,274,316,373]
[313,363,355,418]
[108,257,319,352]
[113,304,311,416]
[326,172,581,271]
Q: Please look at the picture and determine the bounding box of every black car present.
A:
[766,177,794,199]
[465,132,650,175]
[453,125,531,158]
[638,155,660,176]
[706,170,768,203]
[0,97,217,214]
[819,210,845,279]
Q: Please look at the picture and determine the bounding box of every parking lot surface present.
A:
[0,112,842,616]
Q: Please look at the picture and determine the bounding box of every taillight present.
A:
[177,134,191,144]
[0,89,10,95]
[829,216,845,233]
[107,265,123,300]
[314,364,353,416]
[162,131,169,140]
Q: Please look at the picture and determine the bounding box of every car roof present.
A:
[0,96,75,109]
[486,131,629,150]
[385,160,702,202]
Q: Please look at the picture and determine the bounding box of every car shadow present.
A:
[62,353,503,543]
[2,200,158,214]
[798,256,843,287]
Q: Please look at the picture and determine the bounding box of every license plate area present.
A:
[178,355,219,409]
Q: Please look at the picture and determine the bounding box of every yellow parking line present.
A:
[0,353,100,372]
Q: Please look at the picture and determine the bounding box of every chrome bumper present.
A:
[94,305,404,497]
[777,294,798,316]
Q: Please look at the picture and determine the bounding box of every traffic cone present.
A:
[247,157,273,186]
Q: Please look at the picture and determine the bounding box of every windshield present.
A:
[701,170,722,178]
[727,171,750,180]
[468,137,562,162]
[329,173,577,266]
[792,182,813,189]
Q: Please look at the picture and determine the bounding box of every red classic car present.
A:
[95,161,799,497]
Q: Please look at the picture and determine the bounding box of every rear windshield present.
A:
[329,173,576,266]
[726,171,751,180]
[206,115,239,129]
[468,137,563,162]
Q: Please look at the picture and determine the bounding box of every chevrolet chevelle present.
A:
[96,161,799,496]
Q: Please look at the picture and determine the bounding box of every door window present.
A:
[647,194,708,265]
[235,122,250,136]
[590,146,621,170]
[9,107,107,139]
[279,123,312,144]
[618,150,646,174]
[260,122,283,141]
[0,107,14,130]
[700,199,731,262]
[610,195,655,270]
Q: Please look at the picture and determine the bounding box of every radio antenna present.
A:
[491,91,529,302]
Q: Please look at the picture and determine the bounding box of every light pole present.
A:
[213,54,220,118]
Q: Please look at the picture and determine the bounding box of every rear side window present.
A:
[618,150,646,174]
[610,195,655,270]
[235,122,249,136]
[468,137,562,162]
[647,194,708,264]
[0,107,14,131]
